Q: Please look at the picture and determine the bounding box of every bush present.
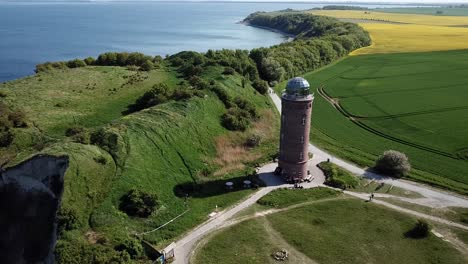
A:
[375,150,411,177]
[84,57,96,65]
[0,90,7,98]
[222,108,251,131]
[140,60,154,71]
[115,238,144,259]
[0,130,14,148]
[222,67,236,75]
[119,189,159,217]
[57,207,80,232]
[406,219,430,238]
[94,155,107,165]
[66,126,90,144]
[318,162,359,189]
[8,111,27,127]
[252,79,269,94]
[245,134,261,148]
[66,59,86,68]
[55,240,131,264]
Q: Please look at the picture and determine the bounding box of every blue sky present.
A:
[3,0,468,3]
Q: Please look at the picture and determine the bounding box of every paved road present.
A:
[170,89,468,264]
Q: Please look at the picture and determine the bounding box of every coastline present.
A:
[239,21,296,42]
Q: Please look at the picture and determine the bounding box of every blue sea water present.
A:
[0,1,423,82]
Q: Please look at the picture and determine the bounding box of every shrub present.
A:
[66,59,86,68]
[375,150,411,177]
[55,240,131,264]
[222,67,236,75]
[0,90,7,98]
[406,219,430,238]
[115,238,144,259]
[94,155,107,165]
[84,57,96,65]
[119,189,159,217]
[222,107,251,131]
[66,126,90,144]
[90,128,119,154]
[57,207,80,232]
[245,134,261,148]
[8,111,27,128]
[0,130,14,148]
[318,162,359,189]
[252,79,268,94]
[140,60,154,71]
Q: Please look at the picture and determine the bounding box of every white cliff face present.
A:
[0,154,69,264]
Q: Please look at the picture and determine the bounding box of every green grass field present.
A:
[292,49,468,194]
[195,196,466,264]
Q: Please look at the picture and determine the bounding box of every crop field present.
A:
[301,50,468,194]
[194,197,466,264]
[376,7,468,17]
[310,10,468,26]
[309,10,468,54]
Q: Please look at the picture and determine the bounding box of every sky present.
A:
[2,0,468,3]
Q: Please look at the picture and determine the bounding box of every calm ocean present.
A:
[0,1,418,82]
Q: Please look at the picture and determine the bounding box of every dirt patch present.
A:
[211,110,277,176]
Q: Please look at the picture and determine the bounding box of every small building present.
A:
[277,77,314,182]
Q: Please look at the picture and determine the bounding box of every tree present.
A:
[252,79,268,94]
[260,57,285,82]
[115,238,143,259]
[119,189,159,217]
[140,60,154,71]
[374,150,411,177]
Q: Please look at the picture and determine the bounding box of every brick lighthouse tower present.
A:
[277,77,314,182]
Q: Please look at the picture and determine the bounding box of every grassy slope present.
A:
[275,50,468,194]
[195,195,466,264]
[0,65,279,252]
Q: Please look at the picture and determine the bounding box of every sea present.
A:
[0,1,428,82]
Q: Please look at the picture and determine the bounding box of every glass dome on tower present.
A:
[285,77,310,96]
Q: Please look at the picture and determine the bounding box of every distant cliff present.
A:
[0,154,69,264]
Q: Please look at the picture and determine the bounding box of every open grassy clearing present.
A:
[308,10,468,54]
[290,50,468,194]
[195,195,466,264]
[0,66,178,137]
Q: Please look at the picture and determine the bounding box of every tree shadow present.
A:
[173,175,265,199]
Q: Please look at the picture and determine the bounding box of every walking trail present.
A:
[170,89,468,264]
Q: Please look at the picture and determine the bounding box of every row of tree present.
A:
[244,12,371,83]
[35,52,163,73]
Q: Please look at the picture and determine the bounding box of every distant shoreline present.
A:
[240,21,296,41]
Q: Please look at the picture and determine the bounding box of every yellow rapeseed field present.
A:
[309,10,468,54]
[351,23,468,55]
[310,10,468,26]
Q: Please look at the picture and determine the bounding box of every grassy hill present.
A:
[194,189,466,264]
[0,63,280,262]
[273,50,468,194]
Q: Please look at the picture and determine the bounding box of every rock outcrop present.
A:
[0,154,69,264]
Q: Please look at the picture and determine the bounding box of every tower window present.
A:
[299,152,303,160]
[300,136,304,143]
[302,115,306,125]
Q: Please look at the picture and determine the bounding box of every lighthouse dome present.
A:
[286,77,310,95]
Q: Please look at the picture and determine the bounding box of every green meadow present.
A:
[194,190,466,264]
[292,49,468,194]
